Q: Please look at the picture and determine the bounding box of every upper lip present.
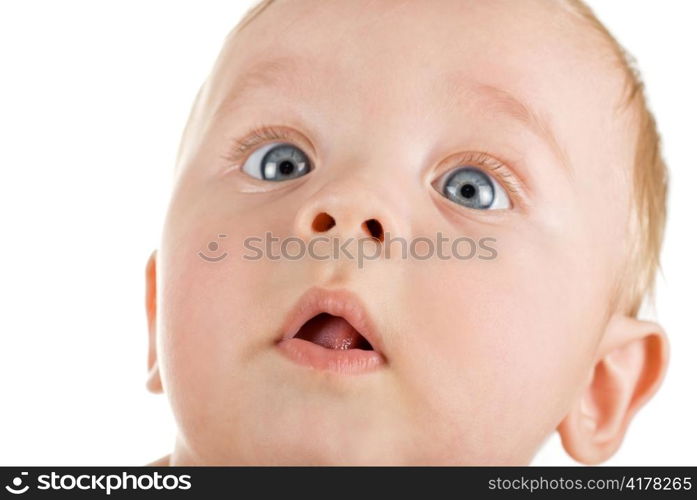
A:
[277,286,386,357]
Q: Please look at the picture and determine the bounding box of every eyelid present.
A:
[433,151,529,210]
[222,127,529,210]
[220,124,316,172]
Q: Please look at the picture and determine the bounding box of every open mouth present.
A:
[276,287,386,375]
[293,312,374,351]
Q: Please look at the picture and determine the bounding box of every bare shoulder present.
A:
[145,454,171,466]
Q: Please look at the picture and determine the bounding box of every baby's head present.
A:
[145,0,669,465]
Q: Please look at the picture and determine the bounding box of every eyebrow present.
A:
[441,78,572,175]
[216,55,572,175]
[214,56,316,115]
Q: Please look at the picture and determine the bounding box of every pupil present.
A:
[279,161,294,175]
[460,183,476,199]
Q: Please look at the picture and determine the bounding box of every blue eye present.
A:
[435,166,510,210]
[241,142,312,181]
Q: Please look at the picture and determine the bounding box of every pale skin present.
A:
[144,0,669,465]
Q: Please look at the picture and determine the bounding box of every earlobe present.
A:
[145,249,163,394]
[146,363,163,394]
[557,314,669,464]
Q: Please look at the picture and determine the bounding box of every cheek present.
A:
[156,195,289,438]
[393,233,602,454]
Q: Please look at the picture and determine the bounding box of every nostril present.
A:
[362,218,384,242]
[312,212,336,233]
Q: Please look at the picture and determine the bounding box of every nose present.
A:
[293,179,409,244]
[310,211,384,242]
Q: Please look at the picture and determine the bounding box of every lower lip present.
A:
[276,338,386,375]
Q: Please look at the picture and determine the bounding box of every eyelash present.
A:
[441,150,524,199]
[222,124,525,203]
[221,124,293,165]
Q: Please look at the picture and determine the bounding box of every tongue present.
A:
[294,313,370,350]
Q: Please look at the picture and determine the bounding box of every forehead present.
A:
[199,0,632,186]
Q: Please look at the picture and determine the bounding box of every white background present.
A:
[0,1,694,466]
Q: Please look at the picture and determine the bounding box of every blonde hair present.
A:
[229,0,276,37]
[232,0,668,318]
[560,0,668,317]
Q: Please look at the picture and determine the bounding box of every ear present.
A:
[557,313,669,464]
[145,249,163,394]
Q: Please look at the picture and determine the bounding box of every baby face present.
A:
[151,0,644,464]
